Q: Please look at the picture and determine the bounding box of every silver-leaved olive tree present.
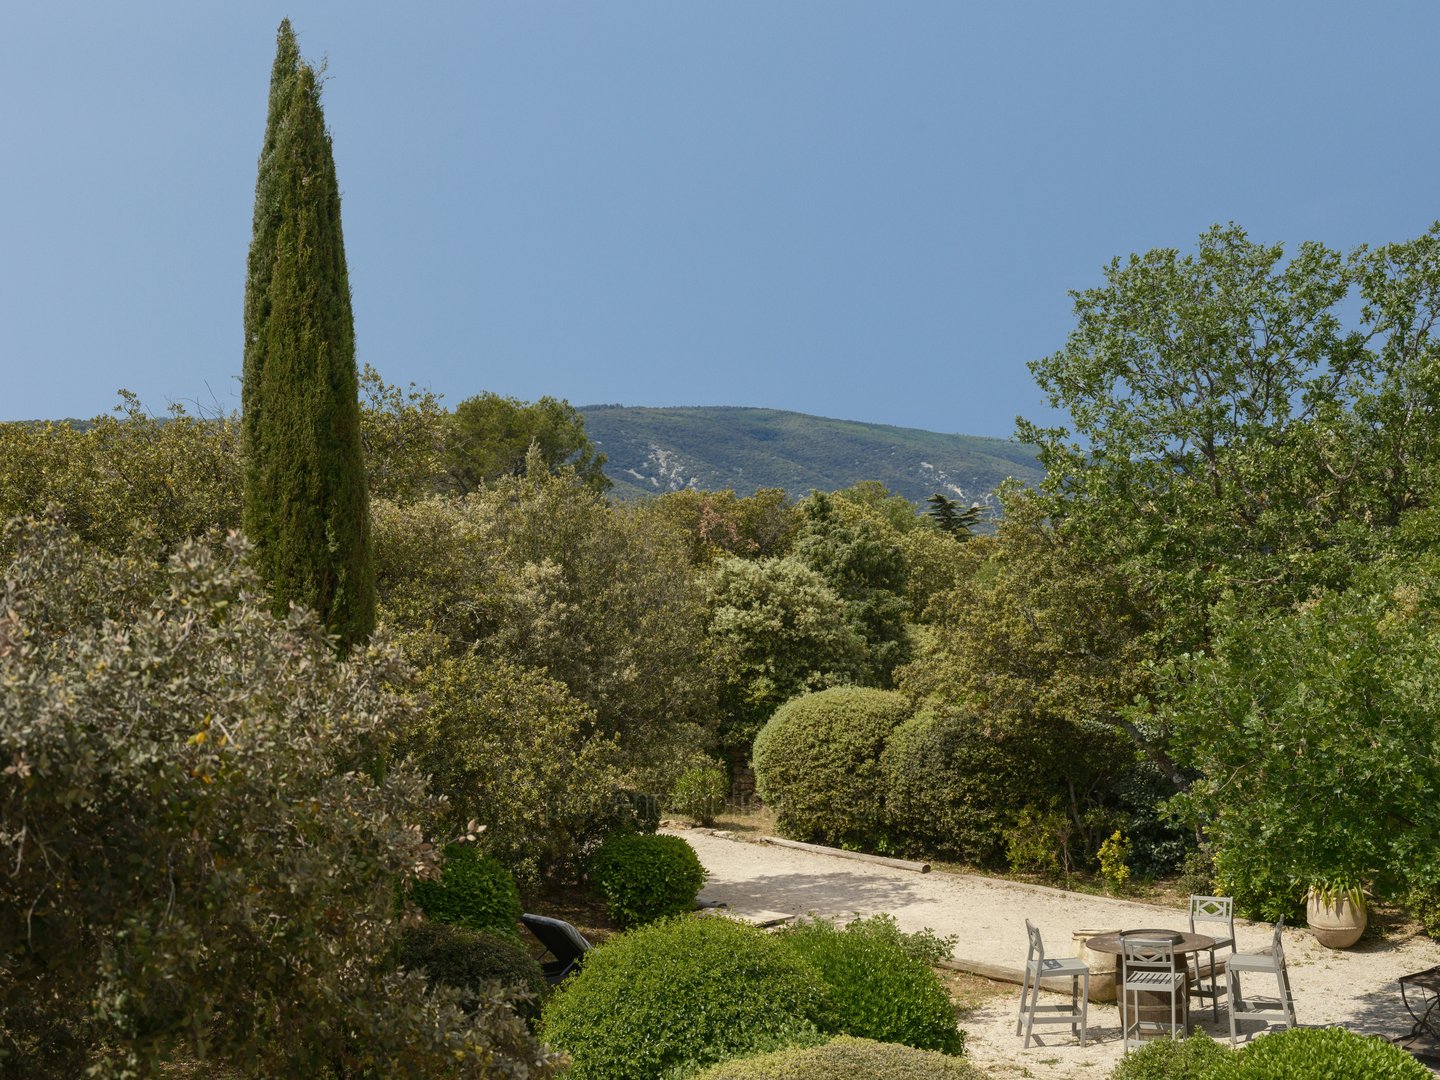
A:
[0,517,562,1079]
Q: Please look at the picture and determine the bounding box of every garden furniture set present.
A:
[1017,895,1296,1049]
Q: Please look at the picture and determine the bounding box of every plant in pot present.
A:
[1306,877,1368,949]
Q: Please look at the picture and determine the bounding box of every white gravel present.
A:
[670,826,1440,1079]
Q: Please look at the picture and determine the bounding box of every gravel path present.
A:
[672,826,1440,1078]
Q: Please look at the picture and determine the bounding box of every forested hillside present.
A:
[580,405,1041,503]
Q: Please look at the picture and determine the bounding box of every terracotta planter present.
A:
[1307,890,1367,949]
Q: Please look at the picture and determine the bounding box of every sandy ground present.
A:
[669,826,1440,1079]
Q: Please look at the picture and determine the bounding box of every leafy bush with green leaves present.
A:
[1405,878,1440,939]
[412,844,523,935]
[540,914,833,1080]
[691,1035,984,1079]
[1107,1033,1232,1079]
[589,833,707,928]
[776,916,963,1054]
[670,760,729,826]
[0,519,560,1078]
[405,652,623,886]
[753,687,913,849]
[398,921,548,1020]
[882,708,1062,866]
[1209,1025,1431,1079]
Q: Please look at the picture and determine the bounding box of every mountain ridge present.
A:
[578,404,1042,504]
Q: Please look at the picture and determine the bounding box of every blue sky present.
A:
[3,2,1437,437]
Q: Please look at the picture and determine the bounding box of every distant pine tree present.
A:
[242,20,374,646]
[926,493,980,540]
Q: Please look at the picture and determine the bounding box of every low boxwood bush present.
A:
[670,760,729,826]
[397,920,548,1020]
[753,687,912,849]
[1107,1033,1232,1079]
[539,914,833,1080]
[410,843,522,935]
[589,832,708,928]
[1210,1026,1431,1079]
[690,1035,983,1079]
[776,915,963,1054]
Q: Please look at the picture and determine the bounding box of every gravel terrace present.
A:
[669,826,1440,1079]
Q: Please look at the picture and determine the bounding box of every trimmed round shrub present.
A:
[753,687,912,848]
[410,843,522,935]
[540,914,833,1080]
[1210,1026,1432,1079]
[691,1035,984,1079]
[397,920,547,1020]
[1107,1033,1232,1079]
[589,832,707,928]
[670,760,729,826]
[882,708,1077,867]
[776,916,963,1054]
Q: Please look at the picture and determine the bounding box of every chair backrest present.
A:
[1270,914,1286,967]
[1190,895,1234,935]
[1120,934,1177,972]
[1025,918,1044,965]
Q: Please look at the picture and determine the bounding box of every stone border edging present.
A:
[759,835,931,873]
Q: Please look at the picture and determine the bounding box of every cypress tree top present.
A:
[242,20,375,646]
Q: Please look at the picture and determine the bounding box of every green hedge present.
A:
[670,760,729,827]
[777,916,963,1054]
[540,915,833,1080]
[753,687,912,848]
[881,708,1059,866]
[589,832,707,928]
[397,920,547,1020]
[1208,1026,1431,1079]
[690,1036,984,1079]
[1107,1033,1231,1079]
[410,844,522,935]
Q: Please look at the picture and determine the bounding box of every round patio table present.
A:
[1082,930,1217,1036]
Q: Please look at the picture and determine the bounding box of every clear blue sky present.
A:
[3,2,1437,436]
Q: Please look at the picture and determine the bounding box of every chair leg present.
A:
[1015,965,1030,1036]
[1278,966,1295,1029]
[1227,969,1240,1046]
[1207,947,1218,1021]
[1023,968,1043,1048]
[1079,972,1088,1047]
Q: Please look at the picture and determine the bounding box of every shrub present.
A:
[776,916,963,1054]
[403,653,623,886]
[1211,1025,1431,1079]
[690,1035,984,1079]
[0,520,559,1077]
[881,709,1063,866]
[1098,831,1132,891]
[398,921,548,1020]
[671,760,729,826]
[540,914,833,1080]
[412,844,523,936]
[589,832,707,928]
[1107,1033,1232,1079]
[753,687,912,849]
[1404,877,1440,940]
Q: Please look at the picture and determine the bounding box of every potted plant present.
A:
[1306,878,1368,949]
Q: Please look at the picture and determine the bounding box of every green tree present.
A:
[1158,563,1440,920]
[445,392,609,493]
[924,493,981,539]
[359,364,448,503]
[242,20,374,647]
[640,487,799,565]
[794,491,911,685]
[0,519,559,1078]
[702,555,867,751]
[1018,223,1440,651]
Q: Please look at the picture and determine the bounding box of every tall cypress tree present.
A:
[242,20,375,646]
